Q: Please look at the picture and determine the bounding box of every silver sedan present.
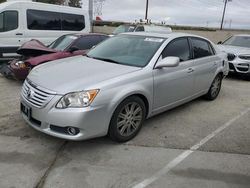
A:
[20,32,228,142]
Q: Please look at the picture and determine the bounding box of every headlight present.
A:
[227,53,236,61]
[56,89,99,108]
[15,61,26,68]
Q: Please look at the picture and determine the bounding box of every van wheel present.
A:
[204,74,222,100]
[108,96,146,142]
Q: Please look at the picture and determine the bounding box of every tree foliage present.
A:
[0,0,81,8]
[68,0,80,8]
[36,0,65,5]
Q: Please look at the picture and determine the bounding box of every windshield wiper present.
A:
[91,57,121,64]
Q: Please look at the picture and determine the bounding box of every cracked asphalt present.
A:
[0,73,250,188]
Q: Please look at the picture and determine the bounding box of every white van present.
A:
[0,0,90,59]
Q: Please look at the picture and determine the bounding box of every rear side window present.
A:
[27,10,60,30]
[61,13,85,31]
[161,38,191,62]
[0,11,18,32]
[73,35,108,50]
[191,38,214,59]
[27,9,85,31]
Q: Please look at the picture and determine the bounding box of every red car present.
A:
[2,33,108,80]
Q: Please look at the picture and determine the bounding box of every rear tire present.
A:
[108,96,146,142]
[204,74,222,100]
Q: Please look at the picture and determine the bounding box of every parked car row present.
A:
[0,33,109,79]
[19,32,229,142]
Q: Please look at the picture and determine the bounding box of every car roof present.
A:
[233,34,250,37]
[66,33,108,37]
[122,32,209,40]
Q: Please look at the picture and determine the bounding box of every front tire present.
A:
[108,96,146,142]
[204,74,222,100]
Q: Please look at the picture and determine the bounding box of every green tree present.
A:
[68,0,80,8]
[36,0,64,5]
[0,0,6,3]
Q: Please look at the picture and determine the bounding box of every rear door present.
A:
[189,37,218,93]
[153,37,195,112]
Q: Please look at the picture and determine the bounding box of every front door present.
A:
[153,37,195,113]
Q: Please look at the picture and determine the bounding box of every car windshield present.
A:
[87,35,165,67]
[223,36,250,48]
[48,35,78,51]
[112,25,136,35]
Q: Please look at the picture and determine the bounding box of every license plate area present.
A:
[21,102,31,119]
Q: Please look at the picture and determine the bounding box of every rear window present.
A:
[27,9,85,31]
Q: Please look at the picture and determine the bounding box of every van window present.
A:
[27,9,85,31]
[27,10,61,30]
[0,11,18,32]
[61,13,85,31]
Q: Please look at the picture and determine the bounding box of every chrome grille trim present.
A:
[21,80,56,108]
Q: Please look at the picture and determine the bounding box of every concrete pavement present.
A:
[0,74,249,188]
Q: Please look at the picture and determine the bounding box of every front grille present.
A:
[239,55,250,60]
[21,79,56,108]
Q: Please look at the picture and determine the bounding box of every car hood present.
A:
[26,51,68,66]
[28,56,141,94]
[217,45,250,55]
[17,39,57,57]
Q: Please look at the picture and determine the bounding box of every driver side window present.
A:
[0,11,18,32]
[161,38,191,62]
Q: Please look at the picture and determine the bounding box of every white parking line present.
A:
[132,107,250,188]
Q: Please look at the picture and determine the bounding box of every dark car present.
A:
[1,33,109,80]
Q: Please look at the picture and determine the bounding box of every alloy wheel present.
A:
[117,102,143,137]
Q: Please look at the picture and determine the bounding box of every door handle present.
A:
[187,68,194,73]
[16,33,23,36]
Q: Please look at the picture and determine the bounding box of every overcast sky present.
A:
[92,0,250,29]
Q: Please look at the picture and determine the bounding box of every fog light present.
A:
[67,127,79,135]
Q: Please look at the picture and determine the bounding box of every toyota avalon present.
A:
[20,32,228,142]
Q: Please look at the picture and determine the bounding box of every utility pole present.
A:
[89,0,93,32]
[145,0,149,22]
[220,0,232,30]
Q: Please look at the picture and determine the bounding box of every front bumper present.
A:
[20,94,111,141]
[228,58,250,75]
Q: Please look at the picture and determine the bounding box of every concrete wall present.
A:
[93,26,250,43]
[173,30,250,43]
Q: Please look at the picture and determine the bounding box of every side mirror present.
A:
[68,46,79,53]
[155,56,180,69]
[217,41,222,44]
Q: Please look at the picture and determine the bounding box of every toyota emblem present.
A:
[27,88,34,99]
